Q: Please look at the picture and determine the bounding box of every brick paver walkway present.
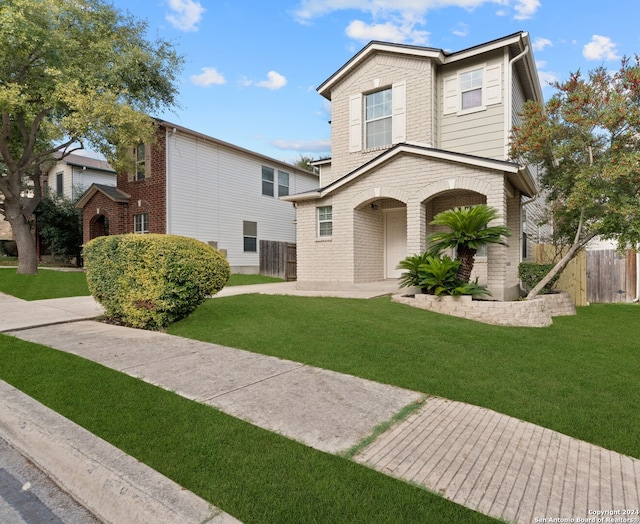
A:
[355,397,640,524]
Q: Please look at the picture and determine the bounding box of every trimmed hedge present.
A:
[84,234,230,329]
[518,262,560,294]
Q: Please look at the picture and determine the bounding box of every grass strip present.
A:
[0,268,90,300]
[169,295,640,459]
[0,269,280,300]
[341,398,427,460]
[0,335,496,523]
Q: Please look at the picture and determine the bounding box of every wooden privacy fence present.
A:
[586,249,636,304]
[533,244,587,306]
[533,244,638,305]
[259,240,297,281]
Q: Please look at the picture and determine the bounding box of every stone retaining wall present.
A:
[392,291,576,327]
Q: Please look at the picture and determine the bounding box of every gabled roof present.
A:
[281,143,536,202]
[317,31,541,102]
[53,152,115,173]
[155,119,319,179]
[75,183,130,209]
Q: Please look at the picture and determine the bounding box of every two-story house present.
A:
[46,153,116,201]
[76,120,319,274]
[283,32,543,301]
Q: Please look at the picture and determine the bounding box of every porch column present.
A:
[485,183,509,301]
[406,200,425,256]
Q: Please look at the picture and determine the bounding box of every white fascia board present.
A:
[318,42,443,99]
[443,32,527,65]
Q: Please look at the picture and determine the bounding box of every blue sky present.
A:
[108,0,640,164]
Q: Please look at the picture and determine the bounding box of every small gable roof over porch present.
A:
[75,183,130,209]
[281,143,535,203]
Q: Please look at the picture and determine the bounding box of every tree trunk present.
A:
[456,245,477,282]
[6,205,38,274]
[525,234,595,300]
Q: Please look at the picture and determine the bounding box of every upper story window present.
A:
[135,143,146,181]
[460,69,483,110]
[278,170,289,197]
[349,81,406,153]
[262,166,274,196]
[443,63,502,116]
[262,166,290,197]
[365,88,392,149]
[55,172,64,196]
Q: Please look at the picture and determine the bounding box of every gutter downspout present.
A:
[507,43,530,267]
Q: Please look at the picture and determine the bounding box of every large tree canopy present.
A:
[0,0,183,273]
[510,57,640,298]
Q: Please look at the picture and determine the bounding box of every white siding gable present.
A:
[166,131,318,271]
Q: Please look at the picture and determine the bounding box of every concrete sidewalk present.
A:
[1,288,639,524]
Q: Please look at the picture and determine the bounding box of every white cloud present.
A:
[583,35,620,61]
[513,0,540,20]
[271,138,331,153]
[190,67,225,87]
[538,70,558,89]
[533,37,552,52]
[293,0,541,44]
[452,23,469,37]
[346,19,428,44]
[256,71,288,90]
[166,0,205,32]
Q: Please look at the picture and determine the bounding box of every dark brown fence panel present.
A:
[260,240,297,281]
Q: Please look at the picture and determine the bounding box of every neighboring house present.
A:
[76,121,319,274]
[46,152,116,200]
[283,31,544,301]
[0,153,115,247]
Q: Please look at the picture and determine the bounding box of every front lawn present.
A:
[168,295,640,459]
[0,268,90,300]
[0,335,495,524]
[0,269,282,300]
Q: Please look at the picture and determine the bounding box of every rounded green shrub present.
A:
[83,234,230,329]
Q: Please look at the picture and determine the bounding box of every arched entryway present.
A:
[89,214,109,240]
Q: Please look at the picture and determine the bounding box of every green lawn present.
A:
[0,268,90,300]
[0,269,281,300]
[168,295,640,460]
[0,335,495,523]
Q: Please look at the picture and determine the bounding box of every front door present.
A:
[385,208,407,279]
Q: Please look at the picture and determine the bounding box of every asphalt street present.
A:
[0,437,101,524]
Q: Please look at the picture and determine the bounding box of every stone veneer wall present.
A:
[392,291,576,327]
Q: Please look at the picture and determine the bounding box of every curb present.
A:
[0,381,240,524]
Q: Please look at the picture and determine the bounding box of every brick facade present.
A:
[287,34,542,301]
[80,129,167,243]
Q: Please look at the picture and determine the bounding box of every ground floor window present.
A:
[318,206,332,237]
[134,213,149,234]
[243,221,257,252]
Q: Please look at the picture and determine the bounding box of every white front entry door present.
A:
[385,208,407,279]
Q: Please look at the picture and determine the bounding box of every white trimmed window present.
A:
[349,81,406,152]
[278,170,289,197]
[56,172,64,196]
[243,221,257,252]
[134,213,149,234]
[460,69,483,110]
[318,206,332,238]
[262,166,274,196]
[365,88,392,148]
[443,63,502,115]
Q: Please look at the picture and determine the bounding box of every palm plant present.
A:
[427,205,510,282]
